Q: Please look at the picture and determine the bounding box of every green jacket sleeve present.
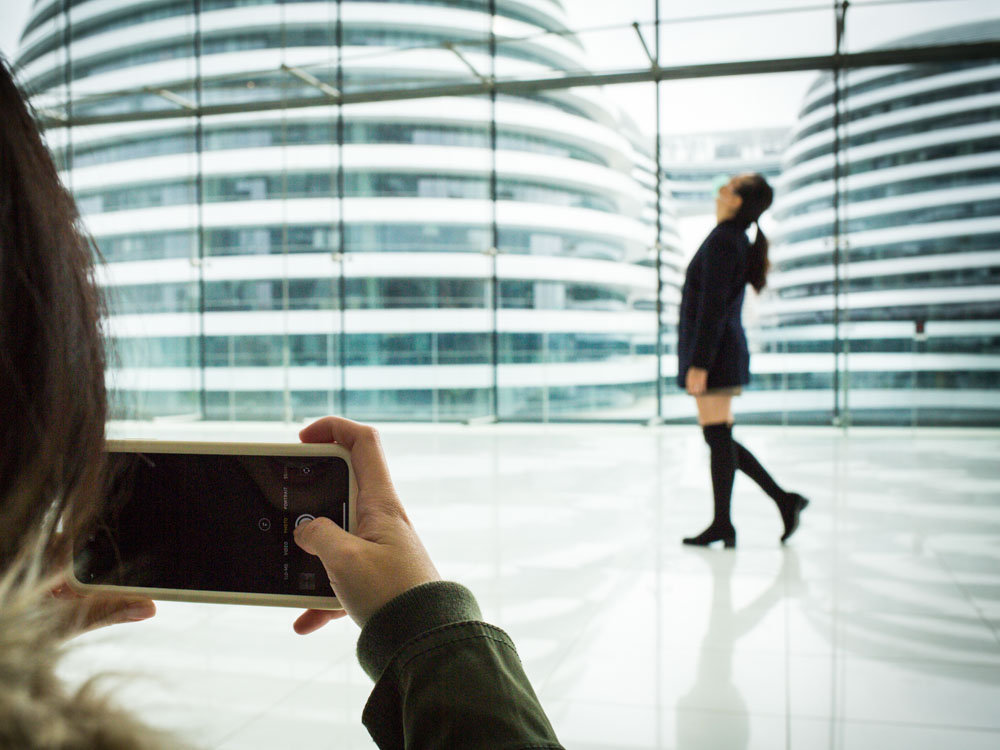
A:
[357,581,564,750]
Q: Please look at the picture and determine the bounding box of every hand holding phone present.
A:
[291,416,441,631]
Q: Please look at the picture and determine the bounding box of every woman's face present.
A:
[716,175,745,221]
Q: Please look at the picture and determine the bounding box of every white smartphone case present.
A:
[67,439,357,610]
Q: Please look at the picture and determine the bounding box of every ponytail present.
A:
[733,174,774,293]
[748,221,769,293]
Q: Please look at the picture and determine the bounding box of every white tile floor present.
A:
[60,423,1000,749]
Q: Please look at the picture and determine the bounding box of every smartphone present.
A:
[69,440,357,609]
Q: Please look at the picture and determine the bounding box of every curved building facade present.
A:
[762,21,1000,425]
[16,0,676,421]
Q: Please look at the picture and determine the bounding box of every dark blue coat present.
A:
[676,219,752,390]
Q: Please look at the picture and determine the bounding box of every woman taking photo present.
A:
[677,173,808,548]
[0,55,562,750]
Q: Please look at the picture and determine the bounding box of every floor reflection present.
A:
[676,549,799,749]
[57,423,1000,749]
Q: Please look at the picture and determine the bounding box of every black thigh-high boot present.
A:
[683,423,738,548]
[732,438,809,543]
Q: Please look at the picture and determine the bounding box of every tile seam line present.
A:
[210,659,336,746]
[784,588,792,750]
[931,545,1000,649]
[828,716,1000,733]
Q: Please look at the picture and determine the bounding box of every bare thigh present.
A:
[694,394,734,426]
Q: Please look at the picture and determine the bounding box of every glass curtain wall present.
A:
[14,0,1000,425]
[337,0,493,421]
[339,92,494,421]
[203,0,341,422]
[493,17,661,420]
[840,2,1000,426]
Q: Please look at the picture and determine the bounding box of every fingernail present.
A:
[126,602,156,620]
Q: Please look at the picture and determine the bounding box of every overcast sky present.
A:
[2,0,997,135]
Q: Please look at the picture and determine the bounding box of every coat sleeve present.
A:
[357,581,564,750]
[689,231,741,371]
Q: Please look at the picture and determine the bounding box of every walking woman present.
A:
[677,173,808,548]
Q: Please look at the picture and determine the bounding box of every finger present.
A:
[299,418,404,521]
[293,516,353,561]
[299,417,396,493]
[82,597,156,629]
[293,608,348,635]
[299,415,369,449]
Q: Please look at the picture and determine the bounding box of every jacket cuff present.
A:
[356,581,482,681]
[689,341,717,371]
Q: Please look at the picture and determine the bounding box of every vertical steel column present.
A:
[280,3,292,422]
[632,17,662,424]
[194,0,207,419]
[489,0,500,420]
[336,0,347,415]
[651,10,664,750]
[831,1,848,426]
[654,7,664,420]
[839,3,852,428]
[60,0,73,187]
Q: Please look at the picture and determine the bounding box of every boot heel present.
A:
[683,525,737,548]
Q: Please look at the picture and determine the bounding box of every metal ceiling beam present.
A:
[142,86,197,111]
[280,63,341,100]
[37,41,1000,129]
[442,42,492,85]
[632,22,658,72]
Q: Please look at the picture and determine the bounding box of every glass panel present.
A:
[496,82,659,421]
[206,9,342,422]
[340,0,491,97]
[42,0,204,420]
[500,1,656,81]
[86,115,203,420]
[202,101,342,421]
[339,94,494,422]
[845,0,1000,53]
[657,1,835,65]
[661,71,829,424]
[330,1,494,422]
[66,3,199,123]
[839,52,1000,425]
[15,5,73,128]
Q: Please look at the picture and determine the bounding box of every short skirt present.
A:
[700,386,743,396]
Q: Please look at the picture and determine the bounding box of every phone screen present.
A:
[74,451,349,598]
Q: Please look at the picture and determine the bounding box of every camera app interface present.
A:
[75,452,349,598]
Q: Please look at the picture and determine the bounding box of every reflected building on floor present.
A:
[763,21,1000,425]
[15,0,678,421]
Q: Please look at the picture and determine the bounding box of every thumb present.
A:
[293,516,354,571]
